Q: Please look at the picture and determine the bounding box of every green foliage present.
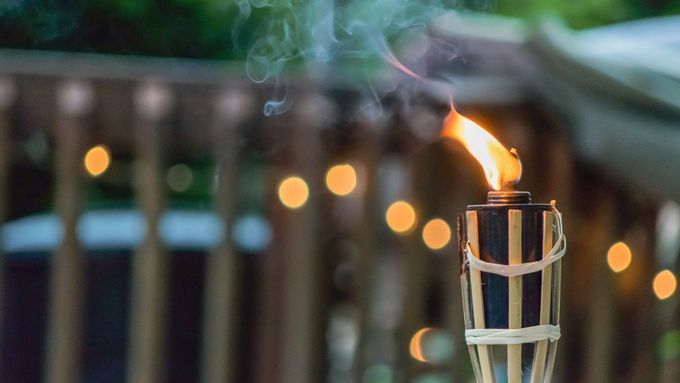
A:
[660,329,680,360]
[492,0,678,29]
[0,0,677,58]
[0,0,265,59]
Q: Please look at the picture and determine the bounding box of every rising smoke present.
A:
[239,0,462,116]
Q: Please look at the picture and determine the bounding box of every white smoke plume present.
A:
[238,0,463,116]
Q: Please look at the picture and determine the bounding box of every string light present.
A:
[278,176,309,209]
[386,201,416,234]
[607,241,632,273]
[422,218,451,250]
[409,327,433,363]
[653,270,677,300]
[83,145,111,177]
[325,164,357,196]
[167,164,193,192]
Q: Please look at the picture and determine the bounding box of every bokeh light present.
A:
[659,329,680,361]
[83,145,111,177]
[653,270,677,300]
[385,201,416,234]
[325,163,357,196]
[232,214,272,253]
[409,327,433,363]
[422,218,451,250]
[363,363,394,383]
[607,241,632,273]
[409,327,454,366]
[167,163,193,192]
[278,176,309,209]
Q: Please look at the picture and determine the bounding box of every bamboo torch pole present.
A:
[466,211,495,383]
[508,210,523,383]
[531,211,555,382]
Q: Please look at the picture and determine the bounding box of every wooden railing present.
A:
[0,48,676,383]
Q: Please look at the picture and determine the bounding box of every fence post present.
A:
[45,80,94,383]
[127,81,172,383]
[279,93,331,383]
[351,110,386,382]
[583,193,616,383]
[200,89,252,383]
[0,77,15,369]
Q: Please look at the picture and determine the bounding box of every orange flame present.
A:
[441,108,522,190]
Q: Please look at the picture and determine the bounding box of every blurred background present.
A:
[0,1,679,383]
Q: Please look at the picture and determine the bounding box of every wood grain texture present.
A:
[507,209,522,383]
[531,211,555,382]
[466,210,495,383]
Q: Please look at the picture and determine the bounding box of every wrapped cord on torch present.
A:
[464,207,566,278]
[466,325,561,345]
[464,206,566,345]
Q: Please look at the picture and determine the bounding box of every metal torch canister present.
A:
[458,190,558,383]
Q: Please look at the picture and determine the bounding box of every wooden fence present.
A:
[0,48,677,383]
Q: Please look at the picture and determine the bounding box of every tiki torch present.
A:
[441,109,566,383]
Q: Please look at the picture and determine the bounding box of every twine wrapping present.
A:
[465,207,566,278]
[466,325,561,345]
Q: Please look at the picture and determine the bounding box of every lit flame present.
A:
[441,108,522,190]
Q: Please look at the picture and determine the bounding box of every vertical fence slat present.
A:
[352,113,385,382]
[630,217,658,382]
[200,90,251,383]
[399,155,430,382]
[127,81,172,383]
[253,153,286,383]
[45,80,93,383]
[540,127,575,382]
[437,151,476,383]
[584,194,616,383]
[661,257,680,382]
[279,94,329,383]
[0,77,15,367]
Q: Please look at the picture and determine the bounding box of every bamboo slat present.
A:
[466,210,495,383]
[507,210,522,383]
[45,80,94,383]
[531,211,555,382]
